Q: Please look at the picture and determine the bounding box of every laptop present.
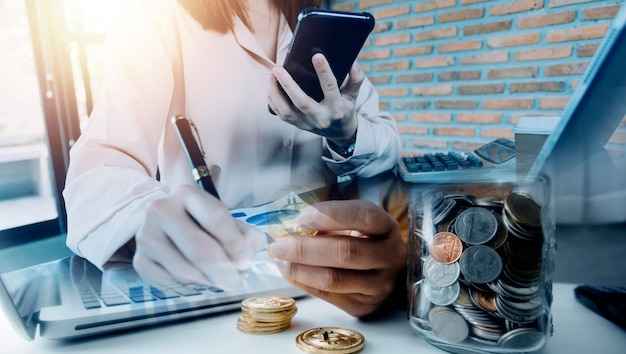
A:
[0,193,310,341]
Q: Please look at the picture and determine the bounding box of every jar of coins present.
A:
[407,178,555,353]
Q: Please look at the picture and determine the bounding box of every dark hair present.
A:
[177,0,322,33]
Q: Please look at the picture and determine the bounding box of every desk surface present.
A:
[1,283,624,353]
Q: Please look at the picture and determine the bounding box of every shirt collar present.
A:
[231,11,293,65]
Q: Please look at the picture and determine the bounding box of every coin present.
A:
[423,279,460,306]
[238,296,297,335]
[459,245,503,284]
[296,327,365,354]
[430,231,463,264]
[430,308,469,343]
[504,192,541,231]
[454,207,498,245]
[423,256,460,287]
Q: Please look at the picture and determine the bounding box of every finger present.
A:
[271,65,318,117]
[268,234,391,270]
[234,219,267,269]
[180,186,255,267]
[297,200,399,237]
[312,53,341,100]
[277,261,381,295]
[275,261,385,317]
[341,61,365,102]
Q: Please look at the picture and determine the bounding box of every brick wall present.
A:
[330,0,625,160]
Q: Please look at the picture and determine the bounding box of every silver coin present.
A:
[430,308,470,344]
[423,256,461,287]
[455,207,498,245]
[497,328,545,350]
[459,245,503,284]
[423,280,461,306]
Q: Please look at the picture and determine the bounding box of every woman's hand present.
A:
[267,53,364,147]
[132,184,266,290]
[267,199,407,318]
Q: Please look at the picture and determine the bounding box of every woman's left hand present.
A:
[267,199,407,318]
[268,53,364,147]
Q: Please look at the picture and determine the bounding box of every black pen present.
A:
[171,115,221,199]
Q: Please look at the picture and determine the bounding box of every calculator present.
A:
[398,138,517,183]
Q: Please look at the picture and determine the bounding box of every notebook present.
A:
[0,193,311,341]
[523,4,626,185]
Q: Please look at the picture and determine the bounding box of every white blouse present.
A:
[63,0,400,268]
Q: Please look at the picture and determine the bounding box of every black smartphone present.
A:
[269,8,375,115]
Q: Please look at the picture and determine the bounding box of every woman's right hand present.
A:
[132,184,266,290]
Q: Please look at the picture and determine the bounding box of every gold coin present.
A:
[296,327,365,354]
[242,296,296,311]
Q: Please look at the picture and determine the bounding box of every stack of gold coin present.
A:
[296,327,365,354]
[237,296,297,335]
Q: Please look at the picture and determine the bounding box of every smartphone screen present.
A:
[269,9,375,114]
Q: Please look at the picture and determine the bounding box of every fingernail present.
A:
[268,241,286,259]
[312,54,323,66]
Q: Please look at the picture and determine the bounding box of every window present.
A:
[0,0,120,244]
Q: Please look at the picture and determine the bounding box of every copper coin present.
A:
[430,231,463,264]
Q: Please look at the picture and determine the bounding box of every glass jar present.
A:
[407,177,555,353]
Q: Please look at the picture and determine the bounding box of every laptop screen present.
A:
[525,5,626,183]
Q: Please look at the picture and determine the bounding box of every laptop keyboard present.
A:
[78,282,224,309]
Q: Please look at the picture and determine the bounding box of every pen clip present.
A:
[187,118,206,159]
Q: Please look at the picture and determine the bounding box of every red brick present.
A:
[396,72,434,83]
[515,46,572,61]
[368,75,391,85]
[461,0,491,5]
[376,61,410,71]
[358,49,390,60]
[412,113,452,123]
[539,97,569,109]
[435,100,479,109]
[396,15,435,29]
[435,127,476,137]
[458,83,506,95]
[490,0,544,16]
[393,113,408,123]
[461,52,508,64]
[547,24,610,42]
[517,11,575,29]
[331,3,356,11]
[372,5,410,20]
[438,41,482,53]
[578,43,598,57]
[488,66,539,79]
[412,85,454,96]
[582,5,621,20]
[545,62,588,76]
[408,139,448,150]
[398,126,428,135]
[372,22,392,34]
[451,141,484,151]
[359,0,393,9]
[394,45,433,57]
[483,99,534,110]
[439,70,481,81]
[481,128,514,138]
[414,27,458,42]
[509,81,565,93]
[377,87,409,97]
[463,20,512,36]
[392,101,431,110]
[375,33,412,46]
[487,33,540,48]
[439,8,484,23]
[549,0,595,8]
[457,113,503,124]
[415,57,456,68]
[414,0,456,13]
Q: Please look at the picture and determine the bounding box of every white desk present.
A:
[1,283,624,353]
